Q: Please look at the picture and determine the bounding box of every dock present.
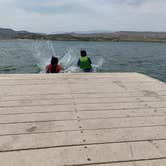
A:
[0,73,166,165]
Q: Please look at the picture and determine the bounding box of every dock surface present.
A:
[0,73,166,166]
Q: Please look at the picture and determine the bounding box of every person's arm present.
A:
[88,57,92,64]
[77,59,80,66]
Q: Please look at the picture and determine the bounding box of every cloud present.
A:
[13,0,94,14]
[0,0,166,33]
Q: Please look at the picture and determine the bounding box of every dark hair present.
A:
[51,56,58,73]
[80,50,87,57]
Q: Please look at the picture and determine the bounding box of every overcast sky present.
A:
[0,0,166,33]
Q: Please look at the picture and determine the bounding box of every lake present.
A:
[0,39,165,82]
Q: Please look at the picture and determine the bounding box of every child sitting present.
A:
[77,50,92,72]
[46,56,63,73]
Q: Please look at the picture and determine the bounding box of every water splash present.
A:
[47,41,57,58]
[92,57,104,72]
[32,40,104,73]
[59,48,81,72]
[33,41,53,73]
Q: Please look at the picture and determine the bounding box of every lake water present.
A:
[0,39,165,82]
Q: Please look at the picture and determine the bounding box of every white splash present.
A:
[59,48,80,73]
[32,40,104,73]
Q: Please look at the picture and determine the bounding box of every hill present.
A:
[0,28,166,42]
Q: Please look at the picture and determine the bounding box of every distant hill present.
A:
[114,31,166,41]
[0,28,42,39]
[0,28,166,42]
[0,28,17,38]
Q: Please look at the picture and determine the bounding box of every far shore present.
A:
[1,28,166,43]
[1,38,166,43]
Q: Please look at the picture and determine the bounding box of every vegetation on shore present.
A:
[0,28,166,42]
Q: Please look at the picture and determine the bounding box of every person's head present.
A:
[51,56,58,66]
[80,50,87,57]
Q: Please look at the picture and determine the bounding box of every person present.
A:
[77,50,92,72]
[46,56,63,73]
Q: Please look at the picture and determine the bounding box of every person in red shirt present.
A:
[46,56,63,73]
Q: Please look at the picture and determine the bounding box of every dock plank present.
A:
[1,140,166,165]
[1,125,166,152]
[0,73,166,166]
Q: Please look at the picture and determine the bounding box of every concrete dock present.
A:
[0,73,166,166]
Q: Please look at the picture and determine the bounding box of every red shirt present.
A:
[46,64,61,73]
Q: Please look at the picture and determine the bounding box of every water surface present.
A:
[0,39,165,82]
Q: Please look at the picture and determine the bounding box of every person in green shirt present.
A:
[77,50,92,72]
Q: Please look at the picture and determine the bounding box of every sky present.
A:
[0,0,166,33]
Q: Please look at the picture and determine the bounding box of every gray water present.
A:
[0,39,165,82]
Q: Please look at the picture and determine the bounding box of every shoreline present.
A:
[1,38,166,43]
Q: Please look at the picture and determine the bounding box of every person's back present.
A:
[46,56,61,73]
[77,50,92,72]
